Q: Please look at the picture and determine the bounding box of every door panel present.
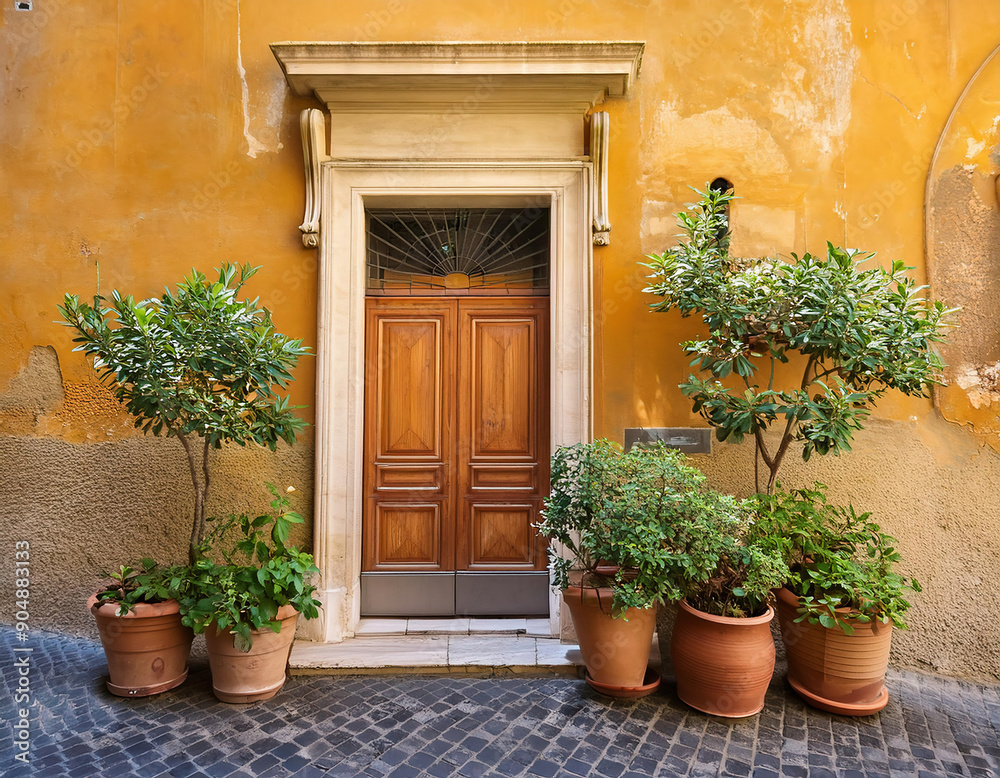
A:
[364,300,454,571]
[471,318,534,456]
[373,503,441,566]
[376,318,444,458]
[458,299,548,573]
[469,504,536,565]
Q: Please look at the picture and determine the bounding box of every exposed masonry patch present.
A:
[954,362,1000,409]
[0,345,63,411]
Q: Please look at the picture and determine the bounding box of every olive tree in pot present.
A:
[59,264,310,697]
[538,439,738,698]
[643,186,952,714]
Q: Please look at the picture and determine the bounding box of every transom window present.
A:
[366,208,549,295]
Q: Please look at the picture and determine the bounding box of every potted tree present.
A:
[750,485,920,715]
[643,186,950,713]
[59,263,310,697]
[539,439,734,698]
[179,484,321,703]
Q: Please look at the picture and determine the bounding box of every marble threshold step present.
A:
[289,617,661,676]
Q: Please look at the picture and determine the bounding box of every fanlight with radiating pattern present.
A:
[366,208,549,294]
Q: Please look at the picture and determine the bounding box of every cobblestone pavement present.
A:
[2,627,999,778]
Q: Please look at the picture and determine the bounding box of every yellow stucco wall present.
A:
[2,1,999,680]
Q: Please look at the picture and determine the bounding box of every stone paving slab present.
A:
[2,626,999,777]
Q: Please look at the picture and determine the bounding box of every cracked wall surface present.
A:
[2,1,1000,681]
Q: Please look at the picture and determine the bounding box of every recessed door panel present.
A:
[374,503,442,566]
[376,318,442,458]
[469,504,536,566]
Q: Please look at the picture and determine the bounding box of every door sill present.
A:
[287,629,662,676]
[355,616,554,637]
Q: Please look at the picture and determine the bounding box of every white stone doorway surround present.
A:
[309,163,591,644]
[269,42,644,650]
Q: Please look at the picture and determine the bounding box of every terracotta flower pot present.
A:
[88,594,194,697]
[562,585,658,697]
[205,604,299,703]
[775,587,892,716]
[670,599,775,717]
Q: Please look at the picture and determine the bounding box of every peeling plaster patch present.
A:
[967,138,987,160]
[0,346,64,412]
[236,0,267,159]
[769,1,856,156]
[651,100,791,174]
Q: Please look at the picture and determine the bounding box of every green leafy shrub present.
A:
[94,560,189,617]
[178,484,321,652]
[749,484,920,632]
[538,440,787,618]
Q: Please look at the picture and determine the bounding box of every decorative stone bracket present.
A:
[591,111,611,246]
[298,108,327,248]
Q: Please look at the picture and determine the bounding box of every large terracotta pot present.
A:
[88,594,194,697]
[205,604,299,703]
[671,599,775,717]
[775,587,892,716]
[562,585,659,697]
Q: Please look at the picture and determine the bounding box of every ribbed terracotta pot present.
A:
[88,594,194,697]
[775,587,892,716]
[205,605,299,703]
[670,599,775,717]
[562,585,658,695]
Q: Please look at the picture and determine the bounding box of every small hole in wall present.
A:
[709,178,734,240]
[15,0,32,9]
[709,177,734,194]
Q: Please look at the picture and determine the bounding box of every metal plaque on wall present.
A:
[624,427,712,454]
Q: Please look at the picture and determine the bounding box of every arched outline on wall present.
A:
[924,42,1000,417]
[924,42,1000,277]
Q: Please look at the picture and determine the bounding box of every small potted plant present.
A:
[751,484,921,715]
[59,263,310,697]
[667,503,789,717]
[539,439,732,698]
[88,561,193,697]
[179,484,321,703]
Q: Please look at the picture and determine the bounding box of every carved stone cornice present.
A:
[271,41,643,114]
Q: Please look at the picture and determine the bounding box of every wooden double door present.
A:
[361,297,550,616]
